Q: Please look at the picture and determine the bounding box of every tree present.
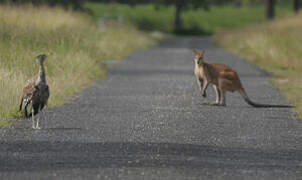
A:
[174,0,184,32]
[266,0,275,20]
[155,0,208,33]
[294,0,300,13]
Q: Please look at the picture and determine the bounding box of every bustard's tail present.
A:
[238,88,293,108]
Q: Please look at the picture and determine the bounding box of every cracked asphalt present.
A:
[0,37,301,180]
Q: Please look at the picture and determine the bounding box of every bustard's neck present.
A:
[35,62,46,85]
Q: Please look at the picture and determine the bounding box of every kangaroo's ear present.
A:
[200,50,205,57]
[193,50,199,56]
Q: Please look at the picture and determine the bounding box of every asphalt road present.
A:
[1,37,302,180]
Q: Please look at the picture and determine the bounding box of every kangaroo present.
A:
[193,50,292,108]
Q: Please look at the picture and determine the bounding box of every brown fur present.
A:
[193,50,292,108]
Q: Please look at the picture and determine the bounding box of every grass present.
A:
[85,2,292,34]
[0,4,160,126]
[215,13,302,119]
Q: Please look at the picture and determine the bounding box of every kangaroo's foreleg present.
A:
[201,79,209,98]
[196,78,206,98]
[196,78,202,92]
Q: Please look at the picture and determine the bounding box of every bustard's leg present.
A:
[24,107,28,118]
[35,106,41,129]
[31,107,35,129]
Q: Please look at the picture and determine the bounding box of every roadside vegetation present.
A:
[215,13,302,118]
[86,2,301,118]
[0,4,160,126]
[86,2,292,34]
[1,1,299,126]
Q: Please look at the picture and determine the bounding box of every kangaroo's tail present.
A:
[238,88,293,108]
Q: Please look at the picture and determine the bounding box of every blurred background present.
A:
[0,0,299,34]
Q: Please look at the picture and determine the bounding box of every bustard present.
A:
[19,54,50,129]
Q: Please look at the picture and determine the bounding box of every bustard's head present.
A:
[36,53,52,63]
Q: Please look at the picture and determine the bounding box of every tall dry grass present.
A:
[216,13,302,118]
[0,4,158,126]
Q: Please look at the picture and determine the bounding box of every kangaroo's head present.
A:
[193,50,205,65]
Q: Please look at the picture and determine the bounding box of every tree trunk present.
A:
[266,0,275,20]
[203,0,210,11]
[234,0,242,8]
[174,0,184,33]
[129,0,136,7]
[294,0,300,13]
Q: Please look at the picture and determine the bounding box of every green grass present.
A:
[86,2,292,34]
[215,13,302,119]
[0,4,160,126]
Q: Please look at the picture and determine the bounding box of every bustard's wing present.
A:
[19,82,37,111]
[45,84,49,105]
[40,84,50,111]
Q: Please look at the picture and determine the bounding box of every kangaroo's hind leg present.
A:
[210,85,221,105]
[200,84,220,105]
[217,79,228,106]
[218,89,226,106]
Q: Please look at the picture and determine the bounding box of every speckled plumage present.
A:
[19,54,50,129]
